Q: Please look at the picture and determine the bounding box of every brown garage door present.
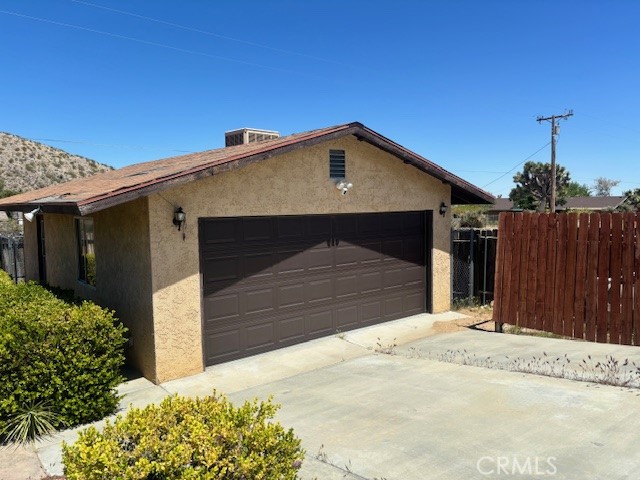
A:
[199,211,430,365]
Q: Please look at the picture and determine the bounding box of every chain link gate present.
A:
[451,228,498,305]
[0,234,25,283]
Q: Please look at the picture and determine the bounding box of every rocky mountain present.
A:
[0,132,113,195]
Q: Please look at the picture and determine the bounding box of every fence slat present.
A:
[508,213,523,325]
[562,213,578,337]
[634,213,640,345]
[492,214,508,325]
[609,215,623,344]
[542,214,557,332]
[553,214,568,336]
[585,213,600,342]
[517,214,531,325]
[620,213,635,345]
[534,214,548,331]
[596,213,611,343]
[525,213,539,327]
[573,213,589,340]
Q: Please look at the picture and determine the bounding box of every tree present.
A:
[620,188,640,211]
[565,181,591,197]
[509,161,571,212]
[593,177,620,196]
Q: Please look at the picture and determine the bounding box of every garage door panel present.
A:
[307,245,333,271]
[337,305,359,329]
[245,322,275,350]
[204,256,240,283]
[242,217,273,242]
[278,283,305,308]
[405,291,425,312]
[308,278,333,303]
[355,241,382,263]
[383,268,405,289]
[384,297,404,317]
[404,238,426,263]
[205,329,241,363]
[357,214,382,236]
[382,239,403,259]
[243,252,276,279]
[244,288,275,315]
[200,212,429,365]
[336,275,358,298]
[203,218,238,245]
[307,310,333,336]
[276,216,306,240]
[360,271,382,294]
[360,300,382,323]
[276,248,306,275]
[306,216,332,237]
[279,316,306,342]
[333,215,357,237]
[334,244,358,267]
[205,294,240,321]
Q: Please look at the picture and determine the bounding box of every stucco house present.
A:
[0,122,493,383]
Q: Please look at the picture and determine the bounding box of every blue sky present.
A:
[1,0,639,198]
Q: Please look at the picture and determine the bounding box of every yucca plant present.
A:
[2,400,62,445]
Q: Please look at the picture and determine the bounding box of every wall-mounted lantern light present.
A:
[173,207,186,231]
[439,202,448,217]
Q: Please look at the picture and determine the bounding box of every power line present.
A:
[0,9,309,76]
[70,0,343,66]
[482,142,551,188]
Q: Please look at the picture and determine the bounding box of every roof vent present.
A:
[225,128,280,146]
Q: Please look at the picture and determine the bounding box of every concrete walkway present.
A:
[7,312,640,479]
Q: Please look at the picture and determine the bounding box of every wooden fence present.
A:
[493,212,640,345]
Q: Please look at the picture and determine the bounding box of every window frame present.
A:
[75,217,96,287]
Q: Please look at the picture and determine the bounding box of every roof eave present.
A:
[352,126,494,205]
[76,124,363,215]
[0,202,81,215]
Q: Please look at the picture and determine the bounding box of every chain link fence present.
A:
[1,234,25,283]
[451,228,498,305]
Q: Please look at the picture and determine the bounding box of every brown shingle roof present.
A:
[487,196,626,212]
[0,122,493,215]
[563,196,625,210]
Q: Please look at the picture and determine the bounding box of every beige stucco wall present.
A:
[148,135,451,382]
[23,202,155,379]
[23,218,38,282]
[93,198,155,378]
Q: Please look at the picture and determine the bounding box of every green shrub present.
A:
[0,269,13,285]
[63,392,304,480]
[0,281,127,442]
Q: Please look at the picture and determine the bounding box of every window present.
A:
[329,149,346,179]
[76,217,96,286]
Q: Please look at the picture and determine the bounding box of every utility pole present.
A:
[536,110,573,212]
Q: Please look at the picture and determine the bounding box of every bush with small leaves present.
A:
[0,280,127,443]
[63,392,304,480]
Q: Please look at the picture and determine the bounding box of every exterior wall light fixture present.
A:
[173,207,186,231]
[439,202,448,217]
[336,180,353,196]
[24,206,42,222]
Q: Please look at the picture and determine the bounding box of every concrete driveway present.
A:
[14,312,640,479]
